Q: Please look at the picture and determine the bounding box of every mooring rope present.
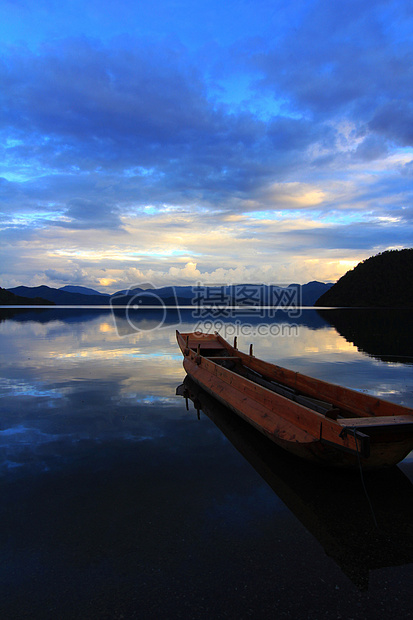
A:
[352,427,378,529]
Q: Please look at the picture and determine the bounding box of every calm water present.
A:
[0,307,413,619]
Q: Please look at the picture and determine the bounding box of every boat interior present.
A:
[185,337,351,420]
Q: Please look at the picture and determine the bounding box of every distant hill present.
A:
[291,281,333,306]
[315,249,413,307]
[8,286,110,306]
[115,281,330,307]
[6,280,332,307]
[59,285,110,296]
[0,287,54,306]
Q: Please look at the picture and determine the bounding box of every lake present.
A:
[0,306,413,619]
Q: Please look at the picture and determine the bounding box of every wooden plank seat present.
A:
[338,415,413,428]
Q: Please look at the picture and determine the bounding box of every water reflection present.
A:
[0,306,329,330]
[178,376,413,591]
[318,309,413,364]
[1,307,412,405]
[2,306,413,370]
[0,306,110,325]
[1,308,413,616]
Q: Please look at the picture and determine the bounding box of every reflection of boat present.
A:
[176,331,413,469]
[177,376,413,590]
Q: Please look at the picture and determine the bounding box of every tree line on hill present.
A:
[315,249,413,307]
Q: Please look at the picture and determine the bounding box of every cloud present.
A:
[246,0,413,149]
[58,199,125,230]
[369,102,413,146]
[1,1,413,289]
[44,268,89,284]
[354,134,389,162]
[1,39,238,163]
[0,36,333,204]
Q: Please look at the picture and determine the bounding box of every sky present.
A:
[1,0,413,291]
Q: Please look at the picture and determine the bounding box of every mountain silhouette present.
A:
[7,281,332,307]
[315,249,413,307]
[0,287,54,306]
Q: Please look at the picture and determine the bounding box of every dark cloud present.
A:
[354,134,389,162]
[58,199,124,230]
[0,36,331,201]
[281,220,412,252]
[369,102,413,146]
[1,39,229,156]
[248,0,413,134]
[44,268,88,283]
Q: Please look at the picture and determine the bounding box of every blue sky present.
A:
[1,0,412,290]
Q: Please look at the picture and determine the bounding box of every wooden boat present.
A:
[176,330,413,469]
